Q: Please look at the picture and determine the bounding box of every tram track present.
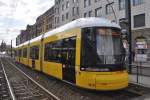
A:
[0,58,15,100]
[2,57,150,100]
[0,58,60,100]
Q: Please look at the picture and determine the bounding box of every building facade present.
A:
[36,14,45,35]
[44,7,55,32]
[20,30,27,44]
[31,7,55,37]
[54,0,80,28]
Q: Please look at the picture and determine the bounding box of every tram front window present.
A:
[96,28,123,64]
[81,27,125,72]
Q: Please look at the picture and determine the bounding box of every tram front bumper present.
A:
[95,71,128,90]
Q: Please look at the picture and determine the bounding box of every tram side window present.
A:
[44,41,62,62]
[44,43,52,61]
[14,50,17,57]
[53,41,62,62]
[30,48,32,59]
[23,48,27,58]
[19,49,22,57]
[30,46,39,60]
[44,37,76,64]
[61,39,69,64]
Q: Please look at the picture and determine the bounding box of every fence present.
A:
[126,61,150,86]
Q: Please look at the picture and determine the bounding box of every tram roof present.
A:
[16,17,120,48]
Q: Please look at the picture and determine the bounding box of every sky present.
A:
[0,0,54,47]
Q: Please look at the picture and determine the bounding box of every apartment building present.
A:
[44,7,55,33]
[36,15,45,35]
[16,35,21,46]
[54,0,80,28]
[20,30,27,44]
[36,7,55,35]
[30,24,37,39]
[26,24,37,40]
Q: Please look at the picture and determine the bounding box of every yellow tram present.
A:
[15,18,128,90]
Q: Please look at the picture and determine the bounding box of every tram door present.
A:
[30,46,38,69]
[19,49,21,63]
[32,59,35,69]
[62,37,76,83]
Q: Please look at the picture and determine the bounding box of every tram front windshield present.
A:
[81,27,125,72]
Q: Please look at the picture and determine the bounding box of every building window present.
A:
[95,7,102,17]
[30,46,39,60]
[72,7,76,16]
[89,0,91,5]
[84,0,90,8]
[73,0,77,3]
[62,4,64,11]
[95,0,100,2]
[62,15,64,21]
[23,48,27,58]
[134,13,145,28]
[106,3,113,15]
[84,12,87,17]
[66,1,69,8]
[89,11,92,17]
[55,8,57,14]
[76,7,79,15]
[57,17,59,23]
[57,8,59,14]
[119,0,125,10]
[133,0,144,6]
[55,17,57,24]
[66,12,69,19]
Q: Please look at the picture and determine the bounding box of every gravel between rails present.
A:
[1,58,60,100]
[4,57,150,100]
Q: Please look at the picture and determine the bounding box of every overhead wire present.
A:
[106,0,118,23]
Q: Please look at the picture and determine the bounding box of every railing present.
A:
[131,63,150,77]
[126,61,150,85]
[125,52,150,76]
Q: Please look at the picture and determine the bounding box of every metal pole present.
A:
[137,65,139,83]
[126,0,132,73]
[11,40,12,57]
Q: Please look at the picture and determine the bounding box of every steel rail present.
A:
[6,59,61,100]
[0,58,16,100]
